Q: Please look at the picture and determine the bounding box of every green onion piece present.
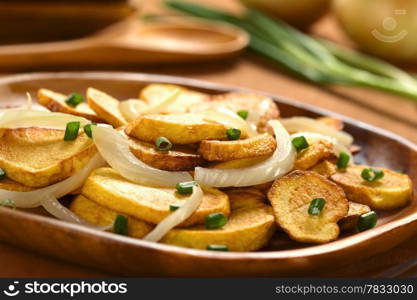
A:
[226,128,241,140]
[357,211,378,232]
[0,168,6,180]
[308,198,326,215]
[64,121,80,141]
[65,93,85,107]
[155,137,173,151]
[206,244,229,251]
[337,152,350,169]
[176,181,197,195]
[361,168,384,182]
[113,214,128,235]
[169,204,181,211]
[205,212,228,229]
[0,199,16,210]
[237,110,249,120]
[292,136,309,152]
[83,123,96,138]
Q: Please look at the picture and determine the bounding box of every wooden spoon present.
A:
[0,16,249,70]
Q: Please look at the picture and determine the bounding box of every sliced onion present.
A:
[281,117,353,147]
[119,99,148,122]
[0,154,105,208]
[291,132,353,164]
[142,88,181,114]
[92,125,192,187]
[201,107,258,137]
[0,109,89,130]
[194,120,295,187]
[144,185,203,242]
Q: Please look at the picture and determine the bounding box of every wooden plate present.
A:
[0,72,416,277]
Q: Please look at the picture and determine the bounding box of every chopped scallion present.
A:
[169,204,181,211]
[292,136,309,152]
[361,168,384,182]
[155,137,173,151]
[205,212,228,229]
[0,168,6,180]
[176,181,197,195]
[83,123,96,138]
[0,199,16,210]
[226,128,241,140]
[65,93,85,107]
[357,211,378,232]
[113,214,128,235]
[337,152,350,169]
[207,244,229,251]
[237,110,249,120]
[64,121,80,141]
[308,198,326,215]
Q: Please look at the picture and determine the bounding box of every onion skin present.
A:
[239,0,331,28]
[333,0,417,63]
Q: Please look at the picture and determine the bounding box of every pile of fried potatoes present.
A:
[0,83,412,252]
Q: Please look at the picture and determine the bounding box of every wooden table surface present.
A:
[0,0,416,277]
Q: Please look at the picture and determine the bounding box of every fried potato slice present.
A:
[87,87,127,127]
[0,127,96,187]
[161,204,275,251]
[125,113,234,144]
[190,92,279,133]
[140,84,209,114]
[268,170,348,243]
[339,202,371,231]
[198,133,276,161]
[317,117,343,131]
[308,160,337,178]
[225,188,266,210]
[70,195,153,238]
[126,134,205,171]
[0,178,33,192]
[294,139,335,170]
[331,165,412,210]
[81,168,230,226]
[37,88,102,122]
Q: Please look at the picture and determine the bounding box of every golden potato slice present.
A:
[140,84,209,114]
[37,88,102,122]
[339,202,371,231]
[209,155,269,169]
[81,168,230,226]
[190,92,279,133]
[308,160,337,178]
[294,139,335,170]
[70,193,274,252]
[125,113,233,144]
[127,134,205,171]
[87,87,127,127]
[331,165,413,210]
[161,204,275,251]
[268,170,348,243]
[317,117,343,130]
[225,188,266,210]
[0,178,33,192]
[70,195,153,238]
[0,127,96,187]
[198,133,276,161]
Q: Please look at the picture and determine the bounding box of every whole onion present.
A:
[333,0,417,63]
[239,0,331,28]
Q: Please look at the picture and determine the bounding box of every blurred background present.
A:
[1,0,417,278]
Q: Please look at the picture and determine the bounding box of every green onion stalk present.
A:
[165,1,417,103]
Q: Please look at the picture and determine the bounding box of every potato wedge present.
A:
[37,88,102,122]
[161,204,275,251]
[339,202,371,231]
[198,133,276,161]
[268,170,348,243]
[0,178,33,192]
[140,84,209,114]
[70,195,153,238]
[225,188,266,210]
[87,87,127,127]
[125,113,233,144]
[81,168,230,226]
[331,165,413,210]
[317,117,343,130]
[126,133,205,171]
[0,127,96,187]
[190,92,279,133]
[294,139,335,170]
[308,160,337,178]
